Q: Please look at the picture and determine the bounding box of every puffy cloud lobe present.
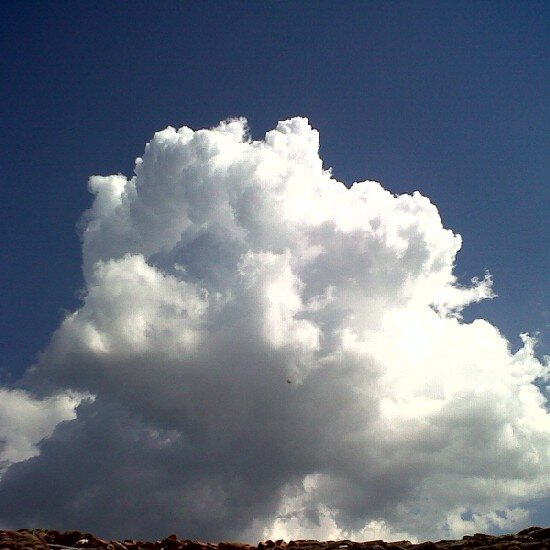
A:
[0,389,84,474]
[1,118,549,541]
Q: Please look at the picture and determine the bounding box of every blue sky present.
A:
[0,1,549,540]
[2,1,548,378]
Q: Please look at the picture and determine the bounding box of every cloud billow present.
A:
[0,118,548,542]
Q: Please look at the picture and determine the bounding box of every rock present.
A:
[413,542,443,550]
[332,541,353,549]
[2,527,550,550]
[385,544,413,550]
[219,543,254,549]
[219,542,257,550]
[517,530,543,538]
[182,542,215,550]
[160,537,183,550]
[477,545,522,550]
[528,530,550,542]
[57,532,92,547]
[0,531,49,550]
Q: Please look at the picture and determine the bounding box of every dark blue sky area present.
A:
[1,1,549,379]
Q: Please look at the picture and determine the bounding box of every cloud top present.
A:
[1,118,548,542]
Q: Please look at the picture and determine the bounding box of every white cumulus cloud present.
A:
[1,118,549,541]
[0,388,85,474]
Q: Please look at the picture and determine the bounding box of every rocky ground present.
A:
[1,527,549,550]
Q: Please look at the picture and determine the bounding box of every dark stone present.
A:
[0,531,49,550]
[517,530,543,538]
[414,542,442,550]
[219,542,256,550]
[3,526,550,550]
[529,530,550,542]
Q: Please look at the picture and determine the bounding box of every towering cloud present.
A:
[0,118,548,542]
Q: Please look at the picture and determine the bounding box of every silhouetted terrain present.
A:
[2,527,550,550]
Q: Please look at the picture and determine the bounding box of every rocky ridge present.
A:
[1,527,549,550]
